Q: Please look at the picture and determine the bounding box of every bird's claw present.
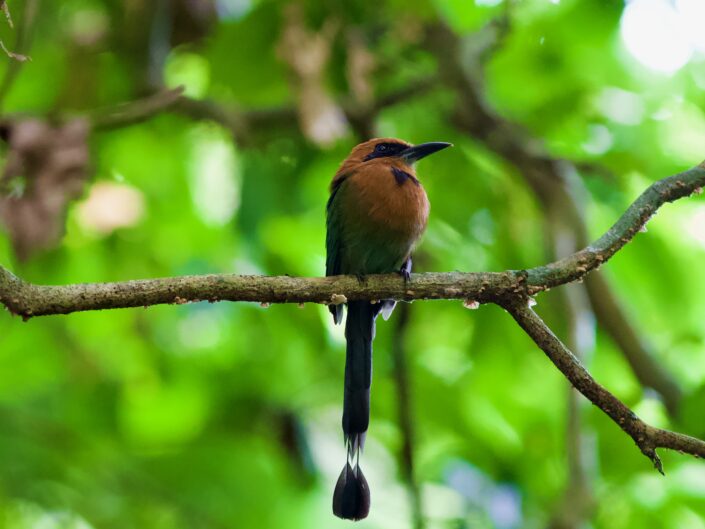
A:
[399,258,412,283]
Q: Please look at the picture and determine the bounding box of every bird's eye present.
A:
[375,144,388,152]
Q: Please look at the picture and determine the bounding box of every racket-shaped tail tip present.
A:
[332,462,370,521]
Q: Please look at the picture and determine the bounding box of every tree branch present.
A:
[86,77,436,145]
[174,78,437,145]
[0,267,512,319]
[91,86,186,130]
[504,299,705,471]
[0,163,703,319]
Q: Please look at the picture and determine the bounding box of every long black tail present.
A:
[333,300,380,520]
[343,301,378,451]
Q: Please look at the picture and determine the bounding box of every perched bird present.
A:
[326,138,451,520]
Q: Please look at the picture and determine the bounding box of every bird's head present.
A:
[333,137,452,188]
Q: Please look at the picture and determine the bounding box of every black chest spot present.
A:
[391,166,419,186]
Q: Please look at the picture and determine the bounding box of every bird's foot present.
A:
[398,257,412,282]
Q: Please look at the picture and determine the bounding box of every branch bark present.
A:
[504,300,705,471]
[0,164,703,319]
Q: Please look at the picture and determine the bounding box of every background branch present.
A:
[90,86,185,130]
[85,76,436,146]
[584,273,683,415]
[546,251,596,528]
[504,300,705,470]
[0,0,38,110]
[391,303,424,529]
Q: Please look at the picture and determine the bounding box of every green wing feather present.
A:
[326,179,345,324]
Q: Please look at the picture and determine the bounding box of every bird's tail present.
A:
[333,300,379,520]
[342,300,377,452]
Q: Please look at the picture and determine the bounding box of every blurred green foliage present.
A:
[0,0,704,528]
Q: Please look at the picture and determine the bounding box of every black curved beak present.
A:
[400,142,452,163]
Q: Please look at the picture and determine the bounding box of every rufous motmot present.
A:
[326,138,451,520]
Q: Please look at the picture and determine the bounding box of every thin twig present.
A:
[91,86,185,130]
[0,1,13,27]
[0,39,28,61]
[372,77,438,112]
[504,300,705,471]
[174,77,437,145]
[0,0,38,109]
